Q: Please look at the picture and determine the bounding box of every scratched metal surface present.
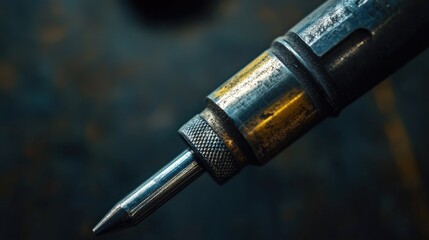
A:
[0,0,428,239]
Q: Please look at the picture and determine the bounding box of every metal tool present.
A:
[93,0,429,235]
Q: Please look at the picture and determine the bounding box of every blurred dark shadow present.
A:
[122,0,220,27]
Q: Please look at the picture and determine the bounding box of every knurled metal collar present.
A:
[179,115,240,184]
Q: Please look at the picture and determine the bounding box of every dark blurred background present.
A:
[0,0,428,239]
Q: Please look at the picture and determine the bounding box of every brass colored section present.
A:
[211,51,283,109]
[209,50,323,164]
[242,88,321,162]
[212,51,271,99]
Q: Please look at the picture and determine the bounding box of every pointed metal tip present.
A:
[93,149,204,235]
[93,206,129,236]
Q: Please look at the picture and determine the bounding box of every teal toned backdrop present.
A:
[0,0,428,239]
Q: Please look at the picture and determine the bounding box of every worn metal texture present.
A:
[179,115,239,183]
[208,50,322,163]
[0,0,428,240]
[292,0,399,57]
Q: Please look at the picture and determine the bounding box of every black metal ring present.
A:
[271,32,342,116]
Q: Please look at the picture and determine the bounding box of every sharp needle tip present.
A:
[93,207,128,236]
[93,149,204,235]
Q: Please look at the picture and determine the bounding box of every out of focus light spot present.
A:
[373,80,429,237]
[23,139,47,163]
[39,23,67,44]
[0,62,16,91]
[146,105,175,131]
[86,122,102,144]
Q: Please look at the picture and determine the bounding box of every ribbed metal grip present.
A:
[179,115,240,184]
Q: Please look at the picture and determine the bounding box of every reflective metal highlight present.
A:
[93,149,204,235]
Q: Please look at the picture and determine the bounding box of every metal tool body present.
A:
[94,0,429,235]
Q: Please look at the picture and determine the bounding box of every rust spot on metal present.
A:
[259,112,273,120]
[243,88,320,160]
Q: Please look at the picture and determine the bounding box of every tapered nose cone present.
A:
[93,207,129,236]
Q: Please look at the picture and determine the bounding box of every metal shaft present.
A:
[94,0,429,235]
[93,149,203,235]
